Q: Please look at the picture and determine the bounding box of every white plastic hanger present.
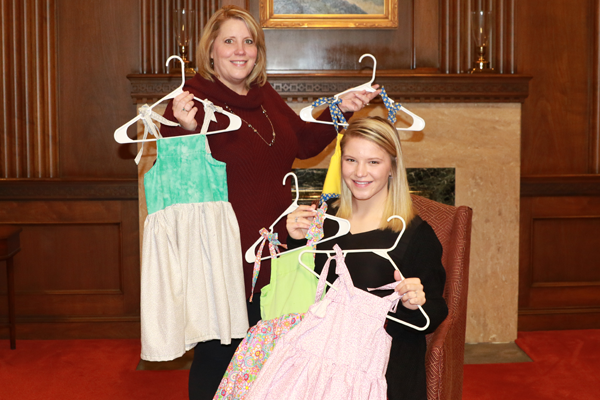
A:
[297,215,431,331]
[299,53,426,132]
[113,55,242,145]
[382,95,426,132]
[244,172,352,263]
[299,53,377,125]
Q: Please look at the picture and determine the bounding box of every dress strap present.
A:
[198,99,222,154]
[249,228,282,302]
[314,254,334,302]
[314,244,355,301]
[367,281,402,313]
[135,104,178,165]
[305,202,327,247]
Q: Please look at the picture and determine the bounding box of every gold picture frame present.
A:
[260,0,398,29]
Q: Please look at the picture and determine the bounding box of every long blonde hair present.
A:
[196,5,267,90]
[334,116,415,231]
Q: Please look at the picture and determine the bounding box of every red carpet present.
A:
[1,330,599,399]
[463,329,600,400]
[0,339,187,400]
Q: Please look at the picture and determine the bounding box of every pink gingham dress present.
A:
[245,244,401,400]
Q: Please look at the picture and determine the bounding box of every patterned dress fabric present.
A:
[309,97,347,133]
[213,313,305,400]
[245,245,401,400]
[144,131,228,215]
[141,135,248,361]
[305,203,327,247]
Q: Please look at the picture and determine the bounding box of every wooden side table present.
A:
[0,225,21,349]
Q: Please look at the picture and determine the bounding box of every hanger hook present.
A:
[283,172,300,203]
[165,55,186,90]
[386,215,406,251]
[358,53,377,85]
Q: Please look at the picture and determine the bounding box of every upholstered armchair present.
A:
[411,195,473,400]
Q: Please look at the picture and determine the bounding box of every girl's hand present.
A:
[286,204,317,240]
[337,85,381,113]
[394,271,426,310]
[172,91,198,131]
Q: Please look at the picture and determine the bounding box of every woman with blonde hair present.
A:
[287,116,448,400]
[159,5,380,400]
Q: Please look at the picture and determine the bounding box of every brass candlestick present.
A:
[473,44,491,71]
[470,10,495,74]
[173,8,196,74]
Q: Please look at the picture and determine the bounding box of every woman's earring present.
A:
[210,58,214,67]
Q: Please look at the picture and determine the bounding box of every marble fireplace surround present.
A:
[130,72,530,344]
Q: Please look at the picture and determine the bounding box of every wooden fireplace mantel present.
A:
[127,71,531,104]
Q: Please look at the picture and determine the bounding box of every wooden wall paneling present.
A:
[413,0,440,69]
[440,0,515,74]
[222,0,245,8]
[517,0,595,175]
[251,0,414,71]
[440,0,463,73]
[0,0,58,179]
[0,198,140,339]
[518,195,600,331]
[440,0,451,73]
[140,0,220,74]
[493,0,515,74]
[56,0,140,178]
[0,0,16,177]
[591,0,600,173]
[518,196,533,311]
[120,198,142,316]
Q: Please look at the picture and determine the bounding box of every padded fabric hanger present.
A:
[243,172,352,264]
[113,55,242,163]
[297,216,431,331]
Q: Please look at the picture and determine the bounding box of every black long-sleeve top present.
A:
[288,201,448,400]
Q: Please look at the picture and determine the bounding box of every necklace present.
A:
[223,104,276,147]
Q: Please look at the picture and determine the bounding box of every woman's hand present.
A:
[394,271,426,310]
[172,91,198,131]
[337,85,381,113]
[286,204,317,240]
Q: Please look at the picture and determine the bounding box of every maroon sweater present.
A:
[161,74,342,298]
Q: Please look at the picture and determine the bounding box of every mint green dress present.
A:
[140,135,249,362]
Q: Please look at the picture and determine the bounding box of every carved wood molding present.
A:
[521,175,600,197]
[0,180,138,200]
[127,72,531,103]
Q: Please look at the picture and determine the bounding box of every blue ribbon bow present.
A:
[380,86,403,124]
[310,97,347,132]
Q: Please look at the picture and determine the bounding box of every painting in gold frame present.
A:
[259,0,398,29]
